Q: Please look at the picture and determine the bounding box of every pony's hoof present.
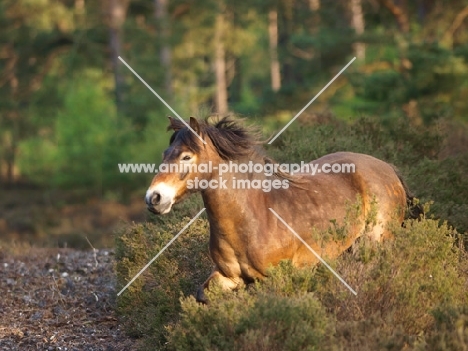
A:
[196,286,208,304]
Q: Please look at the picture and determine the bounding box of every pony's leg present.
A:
[366,212,387,242]
[196,269,243,304]
[368,206,404,241]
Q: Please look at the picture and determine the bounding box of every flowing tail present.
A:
[395,169,424,220]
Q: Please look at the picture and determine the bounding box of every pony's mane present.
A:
[167,116,302,184]
[168,116,262,160]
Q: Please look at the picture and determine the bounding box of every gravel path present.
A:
[0,248,137,351]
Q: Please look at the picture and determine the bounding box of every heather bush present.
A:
[317,217,467,350]
[168,261,334,351]
[115,196,211,348]
[116,214,467,350]
[116,116,468,350]
[268,115,468,233]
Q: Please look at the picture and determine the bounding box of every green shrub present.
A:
[116,115,468,350]
[268,115,468,233]
[168,261,334,351]
[422,306,468,351]
[317,218,467,339]
[115,196,211,349]
[19,72,138,196]
[117,212,467,350]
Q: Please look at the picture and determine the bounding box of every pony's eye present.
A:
[182,155,191,161]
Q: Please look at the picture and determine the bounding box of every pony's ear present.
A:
[189,117,200,134]
[167,116,184,131]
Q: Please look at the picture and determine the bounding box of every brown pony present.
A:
[145,117,420,302]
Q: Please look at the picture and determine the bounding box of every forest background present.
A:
[1,0,468,245]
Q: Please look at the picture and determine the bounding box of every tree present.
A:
[0,0,74,184]
[350,0,365,60]
[214,10,228,114]
[379,0,410,33]
[155,0,172,95]
[268,7,281,91]
[107,0,129,113]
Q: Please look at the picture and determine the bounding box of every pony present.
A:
[145,116,421,302]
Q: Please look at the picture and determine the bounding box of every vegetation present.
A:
[1,1,467,349]
[269,115,468,234]
[116,214,468,350]
[116,116,468,350]
[2,0,468,196]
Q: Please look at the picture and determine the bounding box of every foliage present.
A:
[115,195,210,348]
[2,0,468,191]
[268,115,468,234]
[116,214,467,350]
[18,73,137,196]
[423,306,468,350]
[346,42,468,123]
[168,261,334,351]
[318,218,467,336]
[116,110,468,350]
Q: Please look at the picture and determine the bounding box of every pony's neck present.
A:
[200,168,260,224]
[201,182,244,237]
[199,153,292,226]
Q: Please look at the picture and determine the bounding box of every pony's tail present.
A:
[395,169,424,220]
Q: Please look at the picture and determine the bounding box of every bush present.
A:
[168,262,334,351]
[116,214,467,350]
[423,306,468,351]
[317,217,467,341]
[115,195,211,348]
[267,115,468,233]
[116,115,468,350]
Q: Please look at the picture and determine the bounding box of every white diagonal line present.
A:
[268,208,357,295]
[118,56,206,145]
[117,208,206,296]
[268,57,356,144]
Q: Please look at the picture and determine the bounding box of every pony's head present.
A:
[145,116,259,214]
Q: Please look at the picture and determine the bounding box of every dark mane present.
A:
[168,116,262,160]
[167,116,301,184]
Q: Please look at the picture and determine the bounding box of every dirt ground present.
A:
[0,186,146,249]
[0,247,138,351]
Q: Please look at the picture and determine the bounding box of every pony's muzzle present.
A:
[146,191,161,206]
[146,191,162,213]
[145,184,177,214]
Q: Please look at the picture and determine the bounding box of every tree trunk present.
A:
[350,0,365,60]
[309,0,320,66]
[108,0,127,112]
[417,0,425,23]
[5,131,16,185]
[5,75,19,184]
[280,0,294,86]
[75,0,84,12]
[309,0,319,12]
[214,13,228,115]
[443,5,468,48]
[379,0,410,33]
[268,9,281,92]
[155,0,172,95]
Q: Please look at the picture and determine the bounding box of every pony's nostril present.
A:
[151,192,161,205]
